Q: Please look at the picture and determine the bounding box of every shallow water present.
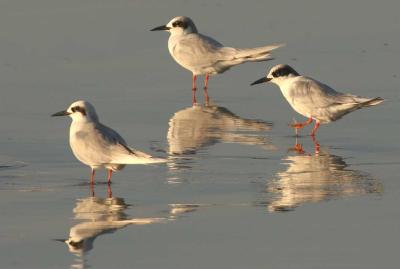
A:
[0,0,399,268]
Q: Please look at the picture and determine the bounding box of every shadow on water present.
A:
[256,137,383,212]
[166,103,274,183]
[55,185,166,269]
[0,161,30,190]
[0,162,27,171]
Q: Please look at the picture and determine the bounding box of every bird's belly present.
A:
[290,102,312,118]
[287,99,332,123]
[70,142,95,167]
[69,135,104,168]
[168,39,214,75]
[105,164,126,171]
[170,50,210,74]
[282,92,312,118]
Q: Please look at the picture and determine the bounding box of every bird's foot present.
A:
[290,122,306,129]
[288,143,306,154]
[289,117,313,130]
[294,143,305,154]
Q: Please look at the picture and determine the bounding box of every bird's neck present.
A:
[70,118,96,130]
[274,76,298,88]
[169,29,196,38]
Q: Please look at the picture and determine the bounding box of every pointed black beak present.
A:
[51,110,70,117]
[53,238,67,243]
[250,77,271,86]
[150,25,170,31]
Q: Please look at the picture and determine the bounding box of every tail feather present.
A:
[214,43,284,73]
[124,218,166,225]
[361,97,384,107]
[112,148,167,165]
[112,156,167,165]
[325,96,384,122]
[234,43,285,61]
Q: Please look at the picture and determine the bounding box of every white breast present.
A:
[278,77,313,118]
[69,122,104,169]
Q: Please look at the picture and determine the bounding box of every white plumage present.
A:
[251,64,384,136]
[152,16,283,104]
[52,100,166,183]
[167,31,282,75]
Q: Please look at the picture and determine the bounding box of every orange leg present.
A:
[90,169,95,196]
[107,170,113,184]
[311,135,320,154]
[192,74,197,105]
[90,169,96,185]
[107,183,113,198]
[203,74,210,105]
[290,117,313,129]
[310,121,321,137]
[90,182,95,197]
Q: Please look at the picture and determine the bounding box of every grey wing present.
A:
[95,124,155,161]
[173,34,237,67]
[289,78,347,108]
[289,77,374,122]
[300,78,374,106]
[73,123,133,165]
[96,123,133,152]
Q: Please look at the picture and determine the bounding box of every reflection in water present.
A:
[262,147,382,212]
[59,189,164,269]
[167,104,274,182]
[169,203,209,217]
[167,104,273,155]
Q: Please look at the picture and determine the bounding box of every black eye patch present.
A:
[172,20,187,29]
[272,66,299,78]
[69,240,84,249]
[71,106,86,116]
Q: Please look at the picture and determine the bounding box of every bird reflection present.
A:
[58,187,164,269]
[167,104,273,155]
[261,142,382,212]
[168,203,209,218]
[167,103,274,183]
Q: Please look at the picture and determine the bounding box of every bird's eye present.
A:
[272,66,297,78]
[69,240,84,249]
[172,21,181,27]
[172,20,187,28]
[71,106,86,116]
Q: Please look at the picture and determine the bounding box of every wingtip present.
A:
[148,157,168,164]
[268,43,286,50]
[364,97,384,106]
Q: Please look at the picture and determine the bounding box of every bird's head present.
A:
[52,100,99,122]
[151,16,198,36]
[251,64,300,86]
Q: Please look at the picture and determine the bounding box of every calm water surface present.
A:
[0,1,399,268]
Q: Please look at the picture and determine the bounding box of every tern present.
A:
[251,64,384,136]
[52,100,166,184]
[151,16,284,105]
